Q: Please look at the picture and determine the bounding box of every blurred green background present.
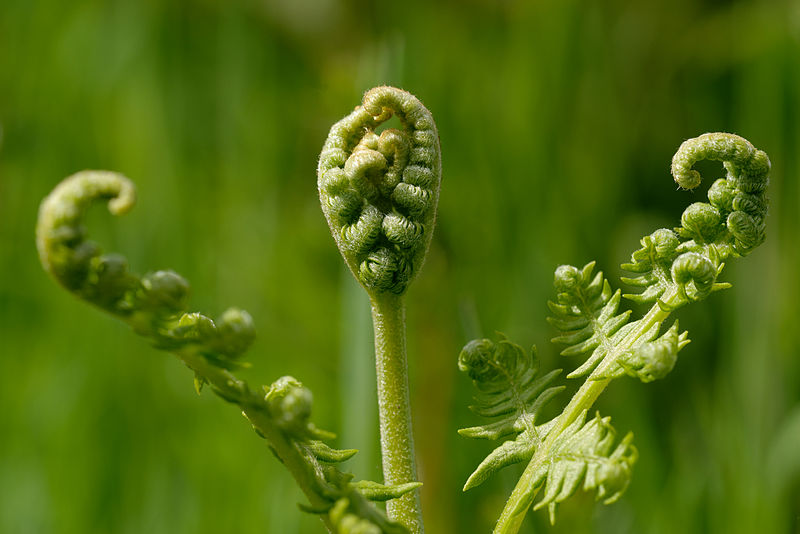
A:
[1,0,799,532]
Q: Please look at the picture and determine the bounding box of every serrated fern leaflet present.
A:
[531,411,637,525]
[547,262,632,378]
[458,336,563,491]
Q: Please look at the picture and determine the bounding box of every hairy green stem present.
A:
[370,292,423,533]
[494,293,676,534]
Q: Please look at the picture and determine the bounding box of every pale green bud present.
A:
[265,376,313,434]
[139,270,190,312]
[679,202,722,243]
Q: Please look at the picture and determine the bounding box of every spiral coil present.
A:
[318,87,442,295]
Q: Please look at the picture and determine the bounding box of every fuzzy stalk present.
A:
[370,292,423,533]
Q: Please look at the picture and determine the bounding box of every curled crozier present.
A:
[318,87,442,296]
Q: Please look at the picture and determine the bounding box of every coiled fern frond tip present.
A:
[318,86,442,296]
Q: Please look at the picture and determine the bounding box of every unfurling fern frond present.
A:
[620,228,730,309]
[317,87,438,532]
[530,411,637,524]
[461,133,770,534]
[457,335,563,491]
[37,171,416,533]
[623,133,769,310]
[317,87,436,533]
[547,262,632,378]
[317,86,441,296]
[612,321,691,383]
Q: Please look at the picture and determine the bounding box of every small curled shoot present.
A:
[601,322,690,383]
[318,87,441,296]
[37,171,136,296]
[671,132,769,257]
[671,132,769,192]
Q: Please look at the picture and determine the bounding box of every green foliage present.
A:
[316,87,441,534]
[458,133,770,533]
[6,2,797,532]
[624,133,769,311]
[548,262,632,378]
[458,337,637,526]
[34,85,773,534]
[36,170,416,534]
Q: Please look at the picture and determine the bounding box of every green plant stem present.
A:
[494,291,677,534]
[175,349,336,534]
[370,292,424,534]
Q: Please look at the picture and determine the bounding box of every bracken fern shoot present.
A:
[458,132,770,534]
[317,86,442,534]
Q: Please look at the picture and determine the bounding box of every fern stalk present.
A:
[318,86,442,533]
[371,293,422,533]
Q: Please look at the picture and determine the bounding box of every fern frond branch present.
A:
[175,348,338,530]
[494,297,672,533]
[487,132,769,532]
[37,171,414,534]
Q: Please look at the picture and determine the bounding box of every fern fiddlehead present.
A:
[318,86,441,297]
[37,171,418,534]
[317,87,441,534]
[459,133,770,533]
